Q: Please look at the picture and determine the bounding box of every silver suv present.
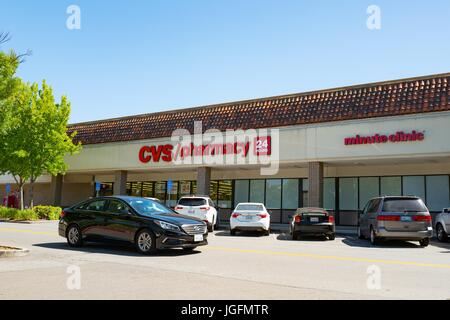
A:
[358,196,433,247]
[435,208,450,242]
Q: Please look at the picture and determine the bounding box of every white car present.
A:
[175,196,218,232]
[435,208,450,242]
[230,203,270,236]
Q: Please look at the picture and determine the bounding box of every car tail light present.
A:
[294,215,301,223]
[60,210,67,218]
[231,212,240,218]
[258,213,268,219]
[175,206,183,211]
[413,215,432,222]
[328,215,334,223]
[377,215,400,221]
[200,206,210,211]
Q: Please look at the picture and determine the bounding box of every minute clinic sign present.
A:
[344,130,425,146]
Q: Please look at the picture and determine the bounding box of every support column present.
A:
[113,171,128,195]
[50,175,63,207]
[308,162,324,208]
[196,167,211,196]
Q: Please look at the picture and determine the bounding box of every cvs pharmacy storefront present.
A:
[1,73,450,226]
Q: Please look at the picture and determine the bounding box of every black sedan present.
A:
[59,196,208,255]
[289,207,336,240]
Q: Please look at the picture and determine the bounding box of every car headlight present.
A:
[155,220,180,231]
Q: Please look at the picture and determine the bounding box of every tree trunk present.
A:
[29,178,35,209]
[19,178,24,211]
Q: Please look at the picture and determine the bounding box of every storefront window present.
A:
[218,180,232,208]
[266,179,282,209]
[339,178,358,210]
[426,176,449,212]
[380,177,401,197]
[154,182,166,202]
[403,176,425,201]
[99,183,113,197]
[282,179,299,210]
[141,182,154,198]
[191,181,197,194]
[166,181,178,208]
[209,181,218,202]
[359,177,379,210]
[324,178,336,210]
[250,180,265,204]
[179,181,191,196]
[234,180,249,206]
[129,182,142,197]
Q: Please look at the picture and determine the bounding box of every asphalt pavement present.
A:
[0,221,449,300]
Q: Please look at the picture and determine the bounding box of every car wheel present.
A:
[358,226,365,239]
[436,224,448,242]
[370,227,379,245]
[264,229,270,236]
[328,233,336,241]
[230,229,236,236]
[135,229,157,255]
[66,225,83,247]
[292,232,299,241]
[208,222,214,233]
[419,238,430,247]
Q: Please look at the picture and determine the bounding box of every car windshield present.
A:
[178,198,207,206]
[236,204,264,211]
[382,198,428,212]
[126,198,173,216]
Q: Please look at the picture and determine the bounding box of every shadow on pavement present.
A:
[214,231,267,238]
[340,235,428,249]
[429,239,450,253]
[276,233,329,242]
[33,242,202,257]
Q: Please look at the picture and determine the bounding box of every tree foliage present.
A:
[0,33,82,208]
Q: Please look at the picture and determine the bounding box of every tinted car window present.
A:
[127,198,173,216]
[108,200,129,214]
[178,198,207,206]
[236,204,264,211]
[382,198,428,212]
[85,200,107,211]
[368,199,381,213]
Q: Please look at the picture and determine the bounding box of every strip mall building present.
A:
[1,73,450,226]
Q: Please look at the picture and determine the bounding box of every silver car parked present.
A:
[435,208,450,242]
[358,196,433,247]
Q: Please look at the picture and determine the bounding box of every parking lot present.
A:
[1,221,450,300]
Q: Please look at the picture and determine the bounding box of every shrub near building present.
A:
[0,205,61,221]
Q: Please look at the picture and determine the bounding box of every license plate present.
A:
[194,234,203,242]
[246,215,253,220]
[401,216,412,222]
[310,217,319,223]
[188,209,195,214]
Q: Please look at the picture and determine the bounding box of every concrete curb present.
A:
[0,219,58,224]
[0,246,30,258]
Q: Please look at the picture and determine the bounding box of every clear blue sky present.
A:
[2,0,450,123]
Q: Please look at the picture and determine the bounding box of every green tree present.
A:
[3,80,81,209]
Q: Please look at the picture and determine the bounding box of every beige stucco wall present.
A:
[63,111,450,173]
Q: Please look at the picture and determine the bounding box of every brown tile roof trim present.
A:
[68,73,450,145]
